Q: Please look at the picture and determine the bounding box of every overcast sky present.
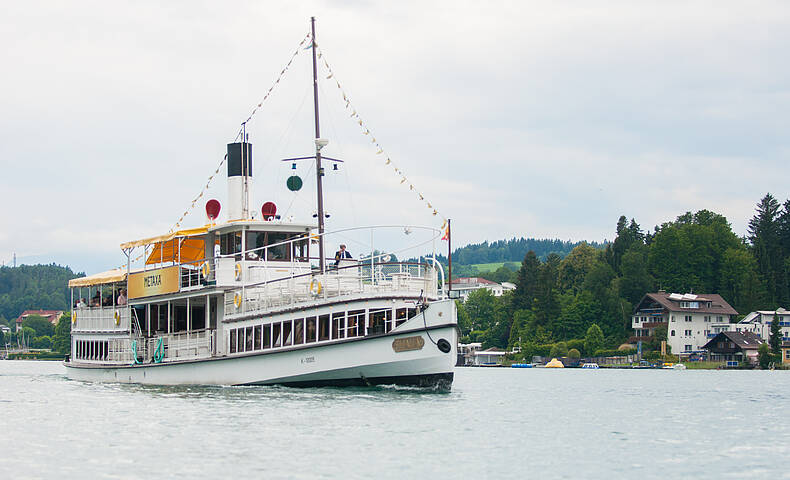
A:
[1,1,789,274]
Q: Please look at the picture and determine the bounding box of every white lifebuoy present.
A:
[309,278,322,296]
[235,263,242,281]
[201,261,210,279]
[234,292,242,309]
[114,310,121,326]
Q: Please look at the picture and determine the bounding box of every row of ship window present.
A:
[228,307,418,354]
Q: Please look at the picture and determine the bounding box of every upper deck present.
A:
[70,223,445,324]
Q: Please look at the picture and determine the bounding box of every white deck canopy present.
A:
[68,268,128,287]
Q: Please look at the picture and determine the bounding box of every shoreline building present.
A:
[631,292,738,357]
[449,277,515,302]
[733,308,790,342]
[15,310,64,332]
[702,331,763,365]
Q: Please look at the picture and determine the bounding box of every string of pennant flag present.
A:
[315,45,448,235]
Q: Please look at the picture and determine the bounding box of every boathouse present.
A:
[702,331,763,365]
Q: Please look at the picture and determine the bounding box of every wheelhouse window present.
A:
[220,232,242,260]
[292,235,308,262]
[246,231,267,260]
[266,233,291,261]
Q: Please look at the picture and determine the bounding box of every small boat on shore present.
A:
[511,363,533,368]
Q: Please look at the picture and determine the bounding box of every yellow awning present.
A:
[145,237,206,265]
[120,226,209,250]
[68,268,127,287]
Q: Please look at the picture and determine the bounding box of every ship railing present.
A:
[142,330,214,363]
[74,337,136,364]
[126,225,444,305]
[107,338,136,363]
[72,306,130,332]
[224,260,438,315]
[180,262,203,290]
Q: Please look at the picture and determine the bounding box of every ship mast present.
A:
[310,16,327,273]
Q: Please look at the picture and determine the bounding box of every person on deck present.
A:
[334,244,352,267]
[91,290,101,307]
[117,289,127,306]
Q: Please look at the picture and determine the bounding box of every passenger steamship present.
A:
[64,19,458,388]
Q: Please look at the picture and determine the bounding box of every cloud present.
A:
[1,0,789,272]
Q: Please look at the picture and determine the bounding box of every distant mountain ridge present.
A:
[437,237,607,266]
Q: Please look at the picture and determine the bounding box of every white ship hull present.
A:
[65,300,458,388]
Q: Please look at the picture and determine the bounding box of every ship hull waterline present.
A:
[64,325,457,389]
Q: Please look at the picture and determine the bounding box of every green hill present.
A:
[0,264,83,323]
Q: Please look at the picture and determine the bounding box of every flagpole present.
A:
[447,218,452,295]
[311,16,326,274]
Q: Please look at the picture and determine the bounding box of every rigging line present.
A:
[166,31,312,235]
[317,47,446,226]
[235,32,313,140]
[264,79,312,210]
[316,78,359,226]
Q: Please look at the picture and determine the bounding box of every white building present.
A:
[450,277,510,301]
[469,347,507,366]
[734,308,790,342]
[631,292,738,357]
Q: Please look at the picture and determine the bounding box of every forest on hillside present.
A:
[438,237,606,265]
[0,264,82,323]
[458,193,790,359]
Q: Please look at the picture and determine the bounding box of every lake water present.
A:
[2,361,789,479]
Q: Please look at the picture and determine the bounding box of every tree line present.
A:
[438,237,607,266]
[457,193,790,359]
[0,264,82,323]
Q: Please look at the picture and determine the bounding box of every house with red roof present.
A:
[15,310,64,332]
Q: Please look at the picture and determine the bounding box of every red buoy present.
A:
[206,199,221,221]
[261,202,277,220]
